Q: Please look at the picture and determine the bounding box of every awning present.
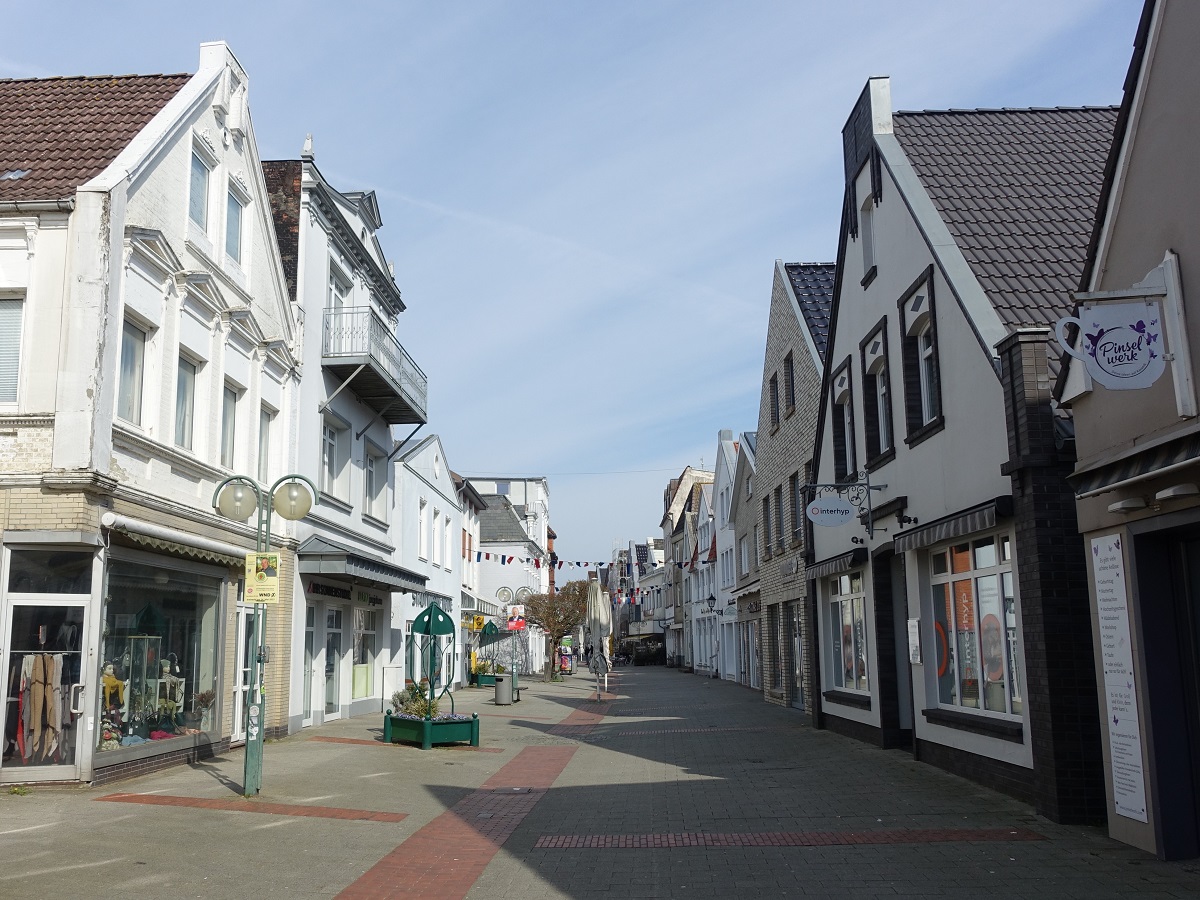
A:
[1070,431,1200,498]
[806,548,868,581]
[893,496,1014,554]
[100,512,247,567]
[297,535,426,593]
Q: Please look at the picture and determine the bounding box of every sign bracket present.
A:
[804,471,887,538]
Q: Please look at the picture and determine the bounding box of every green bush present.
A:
[390,682,439,719]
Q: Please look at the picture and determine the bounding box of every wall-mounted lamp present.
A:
[1154,483,1199,501]
[897,514,918,526]
[1107,497,1148,514]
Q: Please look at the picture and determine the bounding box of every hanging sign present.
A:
[1056,300,1165,390]
[1092,534,1148,822]
[245,553,280,604]
[806,497,856,527]
[506,604,526,631]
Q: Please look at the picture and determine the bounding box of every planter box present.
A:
[384,713,479,750]
[474,673,497,687]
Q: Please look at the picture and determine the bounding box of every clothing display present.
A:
[4,652,72,765]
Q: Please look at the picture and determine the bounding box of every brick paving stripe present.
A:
[96,792,407,822]
[337,744,578,899]
[533,827,1046,849]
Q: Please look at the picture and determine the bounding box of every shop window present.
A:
[8,549,92,593]
[352,609,377,699]
[828,571,869,692]
[96,559,222,753]
[0,296,23,404]
[929,533,1022,716]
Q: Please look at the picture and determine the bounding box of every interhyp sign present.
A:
[1056,300,1165,391]
[806,497,856,527]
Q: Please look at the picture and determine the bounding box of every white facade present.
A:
[711,429,740,680]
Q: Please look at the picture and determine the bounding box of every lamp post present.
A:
[212,473,316,797]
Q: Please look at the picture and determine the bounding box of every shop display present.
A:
[3,607,83,766]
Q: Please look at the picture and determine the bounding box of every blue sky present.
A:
[6,1,1143,564]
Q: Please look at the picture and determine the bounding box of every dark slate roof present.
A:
[478,494,533,544]
[0,74,190,203]
[784,264,836,362]
[893,107,1119,329]
[261,160,302,303]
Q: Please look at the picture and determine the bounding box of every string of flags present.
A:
[471,552,714,571]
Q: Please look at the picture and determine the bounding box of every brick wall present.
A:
[998,329,1105,825]
[0,419,55,473]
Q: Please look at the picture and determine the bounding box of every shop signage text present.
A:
[806,497,856,527]
[308,581,352,600]
[1056,300,1165,391]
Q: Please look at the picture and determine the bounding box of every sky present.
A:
[5,1,1144,565]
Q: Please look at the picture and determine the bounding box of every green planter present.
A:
[384,713,480,750]
[474,673,497,687]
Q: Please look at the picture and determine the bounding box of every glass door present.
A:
[303,605,315,726]
[324,607,342,720]
[2,601,88,781]
[231,605,253,743]
[791,603,805,710]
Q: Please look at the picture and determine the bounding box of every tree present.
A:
[524,580,588,681]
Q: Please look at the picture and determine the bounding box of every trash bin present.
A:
[494,673,512,706]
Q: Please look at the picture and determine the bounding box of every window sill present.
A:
[769,422,780,436]
[864,447,896,473]
[860,266,878,289]
[318,491,353,515]
[921,707,1024,743]
[823,689,872,710]
[362,512,389,531]
[784,404,796,420]
[904,415,945,449]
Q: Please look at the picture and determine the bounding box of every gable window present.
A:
[175,356,197,450]
[189,152,210,229]
[829,571,869,692]
[899,269,943,443]
[418,499,429,560]
[220,384,238,469]
[432,508,442,566]
[830,360,856,481]
[861,321,894,466]
[444,516,452,570]
[859,194,877,287]
[117,319,145,424]
[0,297,22,404]
[783,352,796,412]
[225,190,244,264]
[769,374,780,428]
[258,406,273,484]
[930,534,1021,716]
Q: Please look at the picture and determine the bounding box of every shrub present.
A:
[390,682,439,719]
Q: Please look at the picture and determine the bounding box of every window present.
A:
[768,374,780,427]
[0,298,22,403]
[783,352,796,411]
[829,571,869,692]
[831,361,855,481]
[320,419,348,497]
[117,319,145,423]
[789,473,801,541]
[175,356,197,450]
[220,385,237,468]
[930,534,1022,716]
[859,196,876,280]
[746,475,752,497]
[432,508,442,566]
[258,407,273,483]
[739,536,749,576]
[899,270,942,440]
[496,481,510,495]
[225,191,244,263]
[753,525,761,564]
[861,324,893,464]
[364,448,385,520]
[761,499,771,559]
[189,152,209,229]
[444,517,452,570]
[328,265,350,310]
[773,485,784,550]
[418,500,429,560]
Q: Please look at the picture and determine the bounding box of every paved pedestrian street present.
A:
[4,668,1200,898]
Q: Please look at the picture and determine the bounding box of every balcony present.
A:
[322,307,428,424]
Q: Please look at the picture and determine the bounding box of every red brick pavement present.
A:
[95,792,407,823]
[533,827,1046,848]
[337,745,578,899]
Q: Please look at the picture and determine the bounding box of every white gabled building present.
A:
[711,429,741,680]
[262,145,428,730]
[0,43,301,783]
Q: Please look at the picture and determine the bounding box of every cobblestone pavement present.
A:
[3,667,1200,898]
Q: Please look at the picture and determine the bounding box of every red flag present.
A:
[534,558,542,569]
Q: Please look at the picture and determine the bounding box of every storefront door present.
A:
[791,603,805,711]
[231,605,253,743]
[302,605,315,727]
[1,600,88,782]
[324,607,343,720]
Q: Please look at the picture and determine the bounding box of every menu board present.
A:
[1092,534,1148,823]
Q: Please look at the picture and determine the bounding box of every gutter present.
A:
[0,199,75,213]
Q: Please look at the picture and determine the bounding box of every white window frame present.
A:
[919,324,937,425]
[258,406,273,484]
[320,417,349,498]
[225,188,245,265]
[418,499,429,560]
[444,516,452,571]
[174,355,198,451]
[117,317,146,424]
[363,445,387,522]
[828,571,869,693]
[220,383,238,469]
[432,508,442,566]
[0,295,23,405]
[189,149,212,231]
[860,195,875,275]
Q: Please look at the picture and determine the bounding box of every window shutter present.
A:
[0,299,23,402]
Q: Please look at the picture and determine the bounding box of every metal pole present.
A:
[243,496,267,797]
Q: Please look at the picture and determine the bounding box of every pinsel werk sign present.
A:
[245,553,280,604]
[806,497,855,527]
[1056,299,1165,391]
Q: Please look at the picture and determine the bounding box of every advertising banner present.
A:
[245,553,280,604]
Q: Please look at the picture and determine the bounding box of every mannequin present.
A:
[101,662,124,709]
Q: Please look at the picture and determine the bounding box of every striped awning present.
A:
[806,548,867,581]
[1070,431,1200,498]
[893,497,1014,554]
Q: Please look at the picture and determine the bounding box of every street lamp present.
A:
[212,473,316,797]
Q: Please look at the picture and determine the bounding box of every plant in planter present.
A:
[189,689,217,730]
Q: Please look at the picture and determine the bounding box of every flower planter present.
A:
[384,713,480,750]
[474,674,498,687]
